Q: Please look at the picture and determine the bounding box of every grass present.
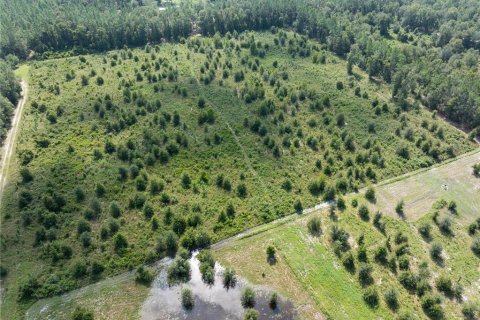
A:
[372,149,480,222]
[216,185,480,319]
[25,270,151,320]
[0,30,475,318]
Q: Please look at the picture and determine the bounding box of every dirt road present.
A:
[0,80,28,208]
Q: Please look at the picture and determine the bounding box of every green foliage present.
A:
[135,266,154,285]
[223,268,237,289]
[241,287,256,308]
[181,288,194,310]
[167,255,191,285]
[307,216,321,236]
[72,306,94,320]
[244,308,259,320]
[362,286,379,308]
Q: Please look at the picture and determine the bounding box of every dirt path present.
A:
[0,80,28,208]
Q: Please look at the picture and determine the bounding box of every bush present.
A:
[237,183,247,198]
[358,263,373,285]
[294,199,303,213]
[307,216,321,236]
[20,167,34,183]
[435,275,453,296]
[342,252,355,272]
[384,288,398,310]
[472,237,480,255]
[430,242,443,261]
[266,245,276,260]
[167,255,191,284]
[0,265,8,278]
[365,187,376,202]
[418,222,431,239]
[181,288,194,310]
[244,308,259,320]
[72,307,94,320]
[269,292,278,310]
[395,200,405,216]
[399,271,417,291]
[113,233,128,254]
[241,287,256,308]
[135,266,154,285]
[421,294,443,319]
[363,286,379,308]
[109,202,121,218]
[223,268,237,289]
[462,303,478,320]
[358,205,370,221]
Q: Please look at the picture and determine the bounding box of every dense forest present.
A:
[1,0,480,133]
[0,58,22,143]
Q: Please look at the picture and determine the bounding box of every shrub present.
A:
[307,216,321,236]
[181,172,191,189]
[399,271,417,291]
[167,255,191,284]
[241,287,256,308]
[462,303,478,320]
[358,263,373,285]
[374,246,388,264]
[473,163,480,176]
[223,268,237,289]
[336,81,344,90]
[0,265,8,278]
[113,233,128,254]
[435,275,453,296]
[79,232,92,247]
[269,292,278,310]
[294,199,303,213]
[342,252,355,272]
[237,183,247,198]
[20,167,34,183]
[72,307,94,320]
[365,187,376,202]
[430,242,443,261]
[266,245,276,260]
[75,187,86,202]
[109,202,121,218]
[181,288,194,310]
[135,266,154,285]
[244,309,259,320]
[421,294,443,319]
[395,200,405,216]
[472,237,480,255]
[418,222,431,239]
[363,286,379,308]
[358,205,370,221]
[336,197,346,210]
[384,288,398,310]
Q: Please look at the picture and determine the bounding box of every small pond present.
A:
[140,252,298,320]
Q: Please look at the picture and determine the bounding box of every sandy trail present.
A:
[0,80,28,208]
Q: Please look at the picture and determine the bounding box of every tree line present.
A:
[1,0,479,130]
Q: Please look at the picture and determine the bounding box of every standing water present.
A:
[140,252,298,320]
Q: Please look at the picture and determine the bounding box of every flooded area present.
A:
[26,253,298,320]
[141,252,298,320]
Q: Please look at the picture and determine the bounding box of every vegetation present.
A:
[1,0,480,318]
[181,288,194,310]
[241,287,256,308]
[0,59,21,143]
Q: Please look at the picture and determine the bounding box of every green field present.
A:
[373,150,480,222]
[0,30,476,318]
[216,175,480,319]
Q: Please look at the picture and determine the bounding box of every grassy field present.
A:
[0,30,476,318]
[374,150,480,222]
[25,271,150,320]
[215,176,480,319]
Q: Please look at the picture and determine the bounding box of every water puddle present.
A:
[140,252,298,320]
